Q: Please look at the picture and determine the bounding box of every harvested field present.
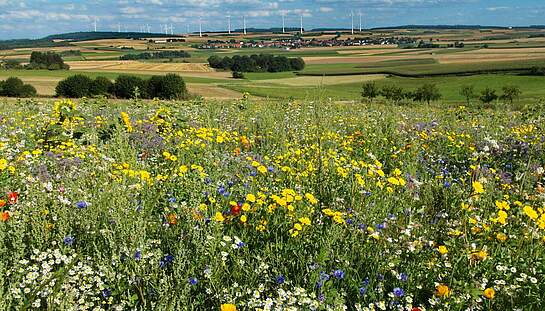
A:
[186,83,242,99]
[257,74,385,86]
[66,61,214,72]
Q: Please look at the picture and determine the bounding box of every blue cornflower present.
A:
[393,287,405,298]
[236,241,246,248]
[376,223,386,230]
[399,273,408,282]
[168,197,177,203]
[75,201,89,209]
[359,287,367,296]
[346,218,354,225]
[134,249,142,261]
[63,235,75,246]
[276,275,285,285]
[188,277,198,285]
[102,288,111,298]
[159,254,174,268]
[319,271,330,281]
[333,269,345,280]
[444,181,451,188]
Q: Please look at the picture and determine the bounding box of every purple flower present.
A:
[134,249,142,261]
[333,269,344,280]
[76,201,89,209]
[393,287,404,298]
[63,235,75,246]
[102,288,111,298]
[159,254,174,268]
[399,273,408,282]
[188,277,198,285]
[276,275,285,284]
[359,287,367,296]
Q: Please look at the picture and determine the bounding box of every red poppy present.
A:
[1,211,9,222]
[7,192,18,205]
[411,307,422,311]
[231,203,241,216]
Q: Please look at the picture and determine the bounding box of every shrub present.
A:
[1,60,23,70]
[90,77,113,96]
[146,74,188,100]
[112,75,148,99]
[0,77,36,97]
[412,83,442,104]
[361,82,379,100]
[460,85,475,105]
[56,75,94,98]
[479,87,498,104]
[232,71,245,79]
[500,85,522,104]
[381,85,405,103]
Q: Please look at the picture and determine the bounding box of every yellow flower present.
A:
[523,206,539,220]
[438,245,448,255]
[435,284,451,297]
[483,288,495,299]
[221,304,237,311]
[305,193,318,205]
[472,181,484,194]
[213,212,225,222]
[496,232,508,242]
[257,165,267,174]
[294,223,303,231]
[240,215,247,223]
[495,200,510,210]
[246,194,256,203]
[299,217,311,226]
[0,158,7,170]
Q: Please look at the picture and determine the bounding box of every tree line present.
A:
[120,50,191,60]
[0,77,37,97]
[362,82,522,105]
[207,54,305,73]
[1,51,70,70]
[55,74,189,100]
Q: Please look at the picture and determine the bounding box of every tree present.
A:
[500,85,522,104]
[147,74,188,100]
[289,57,306,71]
[413,83,442,104]
[56,75,93,98]
[381,85,405,103]
[232,71,245,79]
[479,87,498,104]
[208,56,223,69]
[361,82,379,100]
[113,75,148,99]
[460,85,475,105]
[90,77,113,96]
[0,77,36,97]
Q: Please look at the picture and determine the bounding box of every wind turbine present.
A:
[282,14,285,33]
[351,10,354,35]
[93,17,98,32]
[118,22,121,33]
[228,15,231,34]
[170,24,174,35]
[359,11,363,32]
[300,14,303,34]
[243,16,247,35]
[199,18,202,37]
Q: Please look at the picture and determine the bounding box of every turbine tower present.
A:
[199,18,202,37]
[228,15,231,34]
[282,14,285,33]
[359,11,363,32]
[300,15,303,34]
[243,16,247,35]
[118,22,121,33]
[93,17,98,32]
[351,10,354,35]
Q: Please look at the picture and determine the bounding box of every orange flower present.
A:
[0,199,5,208]
[221,304,236,311]
[1,211,9,222]
[7,192,18,205]
[166,213,178,225]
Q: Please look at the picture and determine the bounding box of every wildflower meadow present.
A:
[0,97,544,310]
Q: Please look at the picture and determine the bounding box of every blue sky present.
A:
[0,0,543,39]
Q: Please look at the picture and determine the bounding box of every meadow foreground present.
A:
[0,98,544,310]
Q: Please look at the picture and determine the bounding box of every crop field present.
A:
[0,98,544,310]
[2,27,545,101]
